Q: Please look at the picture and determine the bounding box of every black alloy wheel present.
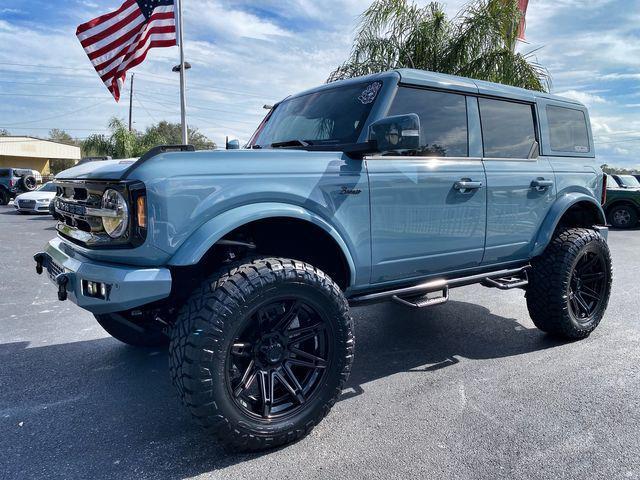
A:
[169,257,354,451]
[527,227,612,339]
[568,248,608,322]
[227,298,331,420]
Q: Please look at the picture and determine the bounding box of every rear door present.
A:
[479,97,555,264]
[367,87,486,284]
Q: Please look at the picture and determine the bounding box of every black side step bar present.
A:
[349,266,530,306]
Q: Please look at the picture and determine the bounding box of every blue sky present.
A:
[1,0,639,167]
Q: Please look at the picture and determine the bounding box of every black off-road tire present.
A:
[607,204,637,229]
[95,313,169,347]
[0,190,8,206]
[169,257,354,452]
[526,227,612,339]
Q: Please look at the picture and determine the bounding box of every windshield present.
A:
[619,175,640,188]
[251,81,383,148]
[38,182,56,192]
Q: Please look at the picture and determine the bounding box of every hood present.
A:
[55,149,348,181]
[16,190,56,201]
[55,158,138,180]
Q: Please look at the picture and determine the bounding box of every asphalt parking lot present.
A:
[1,206,639,480]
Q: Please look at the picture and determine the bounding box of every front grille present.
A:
[18,200,36,209]
[52,179,146,249]
[54,181,106,234]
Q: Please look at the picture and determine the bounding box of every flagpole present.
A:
[177,0,188,144]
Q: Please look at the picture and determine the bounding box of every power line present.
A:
[0,126,111,132]
[1,100,111,127]
[0,63,275,100]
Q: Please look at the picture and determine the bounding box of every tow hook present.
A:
[34,253,45,275]
[56,274,70,301]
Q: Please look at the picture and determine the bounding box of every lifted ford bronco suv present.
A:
[35,69,612,451]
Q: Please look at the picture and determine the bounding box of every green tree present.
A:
[48,128,79,146]
[329,0,549,91]
[139,121,216,151]
[0,129,9,136]
[79,118,216,158]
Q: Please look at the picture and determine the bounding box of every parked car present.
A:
[604,175,640,228]
[35,69,612,452]
[0,167,39,205]
[13,182,57,214]
[610,174,640,190]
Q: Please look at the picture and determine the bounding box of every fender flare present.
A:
[531,192,606,258]
[167,202,357,285]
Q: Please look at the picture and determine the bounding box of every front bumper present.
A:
[15,203,50,213]
[34,237,172,314]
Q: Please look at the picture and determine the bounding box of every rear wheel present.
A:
[0,190,8,205]
[526,228,612,339]
[608,204,637,229]
[95,313,169,347]
[169,257,354,451]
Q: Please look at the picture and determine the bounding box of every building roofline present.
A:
[0,135,81,147]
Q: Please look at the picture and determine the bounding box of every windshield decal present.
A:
[358,82,382,105]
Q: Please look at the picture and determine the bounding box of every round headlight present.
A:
[102,189,129,238]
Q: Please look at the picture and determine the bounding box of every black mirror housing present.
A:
[368,113,421,154]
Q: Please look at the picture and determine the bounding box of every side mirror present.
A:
[226,138,240,150]
[368,113,421,153]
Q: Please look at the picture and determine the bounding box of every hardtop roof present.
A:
[286,68,584,108]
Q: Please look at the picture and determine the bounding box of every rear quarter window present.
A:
[546,105,590,153]
[0,169,9,178]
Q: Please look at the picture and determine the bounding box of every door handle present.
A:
[530,178,554,191]
[453,180,483,192]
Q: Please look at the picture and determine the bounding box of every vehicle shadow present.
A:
[342,300,561,400]
[0,300,561,479]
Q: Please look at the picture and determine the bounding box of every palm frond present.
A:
[328,0,550,92]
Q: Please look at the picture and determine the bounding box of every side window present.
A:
[546,105,590,153]
[479,98,536,158]
[387,87,468,157]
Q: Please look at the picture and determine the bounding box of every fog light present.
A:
[83,280,108,299]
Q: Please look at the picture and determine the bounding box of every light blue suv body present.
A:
[35,69,613,451]
[37,69,606,313]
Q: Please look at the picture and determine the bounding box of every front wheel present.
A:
[169,257,354,451]
[526,227,612,339]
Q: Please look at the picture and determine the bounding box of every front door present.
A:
[368,87,486,285]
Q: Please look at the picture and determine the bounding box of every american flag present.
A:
[76,0,177,101]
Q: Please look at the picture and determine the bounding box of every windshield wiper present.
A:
[270,139,313,148]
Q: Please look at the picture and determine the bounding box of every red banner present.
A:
[517,0,529,40]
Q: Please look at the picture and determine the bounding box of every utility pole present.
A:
[128,73,134,132]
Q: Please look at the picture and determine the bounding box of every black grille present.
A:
[18,200,36,209]
[54,181,106,234]
[52,179,146,249]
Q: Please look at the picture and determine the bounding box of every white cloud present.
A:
[186,0,292,41]
[556,90,607,107]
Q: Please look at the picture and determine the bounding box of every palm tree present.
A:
[328,0,549,92]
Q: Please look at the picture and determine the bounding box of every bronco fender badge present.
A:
[340,186,362,195]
